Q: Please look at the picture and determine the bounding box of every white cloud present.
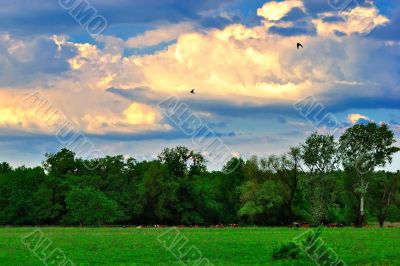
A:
[0,1,397,137]
[313,6,389,37]
[81,102,168,134]
[257,0,305,21]
[348,113,370,124]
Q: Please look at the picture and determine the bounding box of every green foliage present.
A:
[339,123,399,171]
[302,132,338,174]
[65,187,123,226]
[272,241,302,260]
[0,123,399,226]
[301,133,340,225]
[0,162,12,174]
[339,123,400,227]
[0,166,49,225]
[239,180,283,224]
[369,171,400,227]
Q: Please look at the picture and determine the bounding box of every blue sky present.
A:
[0,0,399,170]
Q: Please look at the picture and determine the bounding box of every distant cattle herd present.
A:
[122,223,349,228]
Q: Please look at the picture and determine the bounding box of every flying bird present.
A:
[297,42,303,49]
[190,89,195,94]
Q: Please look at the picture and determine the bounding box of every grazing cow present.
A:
[154,224,166,228]
[293,222,311,228]
[229,224,239,228]
[210,224,225,228]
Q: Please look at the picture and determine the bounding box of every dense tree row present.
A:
[0,122,399,227]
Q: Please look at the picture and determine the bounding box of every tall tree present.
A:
[43,149,78,222]
[222,158,246,223]
[302,132,338,224]
[266,147,302,225]
[158,146,206,224]
[339,122,400,227]
[369,171,400,227]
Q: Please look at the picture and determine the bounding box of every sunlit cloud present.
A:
[257,0,305,21]
[348,113,371,124]
[313,6,389,37]
[0,0,398,165]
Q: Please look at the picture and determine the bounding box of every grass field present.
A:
[1,227,399,265]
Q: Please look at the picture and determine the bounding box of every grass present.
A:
[0,227,399,265]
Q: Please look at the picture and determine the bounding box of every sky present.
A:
[0,0,399,170]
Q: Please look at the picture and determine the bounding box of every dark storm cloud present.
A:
[107,85,400,122]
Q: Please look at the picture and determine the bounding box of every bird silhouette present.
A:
[297,42,303,49]
[190,89,195,94]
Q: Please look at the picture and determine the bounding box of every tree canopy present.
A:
[0,123,399,227]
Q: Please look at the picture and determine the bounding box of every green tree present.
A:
[339,122,400,227]
[140,161,178,224]
[239,180,283,225]
[221,157,246,223]
[43,149,77,176]
[158,146,206,177]
[0,167,48,225]
[266,147,303,225]
[369,171,400,227]
[302,132,339,224]
[65,187,123,226]
[157,147,206,224]
[0,162,12,174]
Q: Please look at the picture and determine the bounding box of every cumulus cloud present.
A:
[0,90,62,134]
[0,34,76,86]
[313,6,389,37]
[257,0,305,21]
[81,102,167,134]
[0,0,399,139]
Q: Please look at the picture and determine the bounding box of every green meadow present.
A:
[1,227,399,266]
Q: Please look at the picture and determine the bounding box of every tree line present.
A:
[0,122,399,227]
